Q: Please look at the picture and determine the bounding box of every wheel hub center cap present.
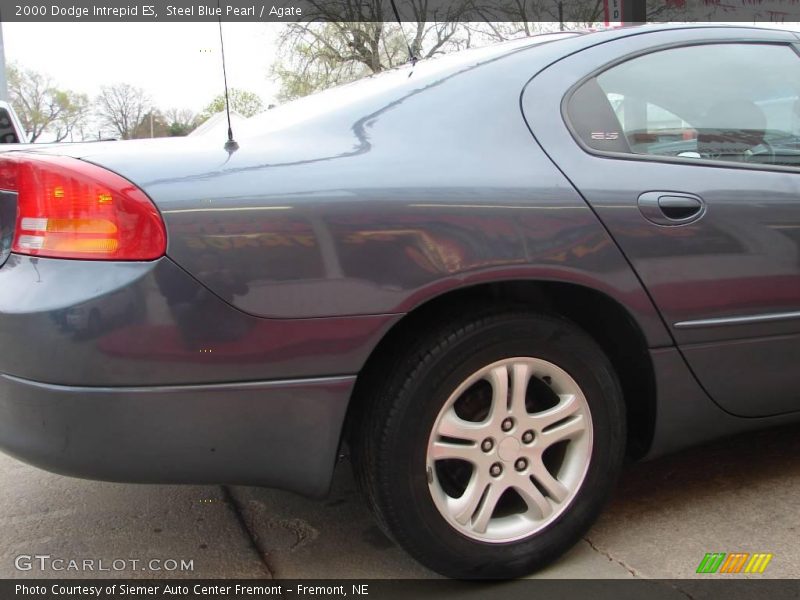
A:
[498,437,520,462]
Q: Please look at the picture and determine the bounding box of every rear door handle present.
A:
[638,192,705,225]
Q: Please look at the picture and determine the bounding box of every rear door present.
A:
[523,27,800,417]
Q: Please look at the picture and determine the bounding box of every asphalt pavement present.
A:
[2,423,799,581]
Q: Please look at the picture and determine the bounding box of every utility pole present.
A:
[622,0,647,24]
[0,22,9,101]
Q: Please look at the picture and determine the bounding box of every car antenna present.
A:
[389,0,418,68]
[217,0,239,153]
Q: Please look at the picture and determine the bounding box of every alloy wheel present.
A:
[426,357,593,543]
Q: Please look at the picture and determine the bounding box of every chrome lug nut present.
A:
[501,417,514,432]
[481,438,494,452]
[522,430,534,444]
[490,463,503,477]
[515,458,528,472]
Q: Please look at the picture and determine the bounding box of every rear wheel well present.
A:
[347,281,656,459]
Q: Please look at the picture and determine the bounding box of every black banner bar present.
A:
[4,579,800,600]
[2,0,800,23]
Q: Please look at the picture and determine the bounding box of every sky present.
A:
[2,22,282,114]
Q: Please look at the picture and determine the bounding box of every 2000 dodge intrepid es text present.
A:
[1,24,799,578]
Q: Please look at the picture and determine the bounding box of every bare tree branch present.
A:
[95,83,150,140]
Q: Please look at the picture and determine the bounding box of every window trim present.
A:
[561,40,800,175]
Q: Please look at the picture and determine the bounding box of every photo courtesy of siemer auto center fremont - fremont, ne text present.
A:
[1,0,800,598]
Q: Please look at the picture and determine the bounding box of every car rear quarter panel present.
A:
[0,255,396,386]
[80,39,673,349]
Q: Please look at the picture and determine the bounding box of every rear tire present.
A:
[353,310,625,579]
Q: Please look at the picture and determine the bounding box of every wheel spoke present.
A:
[471,481,505,534]
[514,477,553,519]
[530,459,569,503]
[509,363,531,418]
[486,366,509,424]
[448,471,489,525]
[540,414,587,447]
[528,393,580,432]
[436,408,486,443]
[430,440,480,463]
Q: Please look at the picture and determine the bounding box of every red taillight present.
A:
[0,153,166,260]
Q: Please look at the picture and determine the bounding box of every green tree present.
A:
[131,110,172,139]
[164,107,199,136]
[7,64,89,142]
[201,89,264,119]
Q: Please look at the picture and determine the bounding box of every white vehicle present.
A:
[0,100,25,143]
